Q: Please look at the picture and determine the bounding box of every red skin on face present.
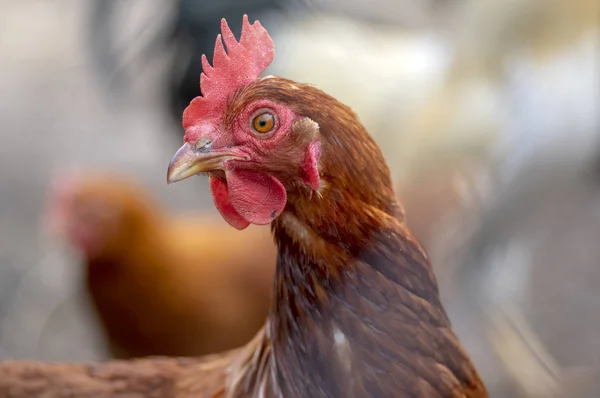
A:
[181,17,321,230]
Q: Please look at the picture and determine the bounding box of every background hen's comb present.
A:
[182,15,275,135]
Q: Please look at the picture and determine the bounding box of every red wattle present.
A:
[226,169,287,225]
[209,175,251,230]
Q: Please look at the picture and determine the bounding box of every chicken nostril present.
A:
[194,138,213,152]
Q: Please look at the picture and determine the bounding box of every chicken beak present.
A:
[167,142,243,184]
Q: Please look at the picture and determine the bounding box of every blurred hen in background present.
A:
[45,173,275,359]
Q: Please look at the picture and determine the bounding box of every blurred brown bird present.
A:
[0,15,486,397]
[45,173,276,359]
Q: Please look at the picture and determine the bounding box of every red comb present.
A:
[182,15,274,137]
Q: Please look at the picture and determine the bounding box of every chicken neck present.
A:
[226,190,486,397]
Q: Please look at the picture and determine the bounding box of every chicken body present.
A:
[48,175,275,358]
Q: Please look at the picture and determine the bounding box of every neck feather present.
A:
[226,190,485,397]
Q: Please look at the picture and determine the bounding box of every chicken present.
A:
[46,173,275,359]
[0,15,486,397]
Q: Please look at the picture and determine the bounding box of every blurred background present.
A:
[0,0,598,397]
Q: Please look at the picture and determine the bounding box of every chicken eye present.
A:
[251,112,275,134]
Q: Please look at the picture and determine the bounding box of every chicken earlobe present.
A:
[301,140,321,191]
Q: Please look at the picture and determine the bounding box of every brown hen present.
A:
[0,15,486,398]
[46,173,275,359]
